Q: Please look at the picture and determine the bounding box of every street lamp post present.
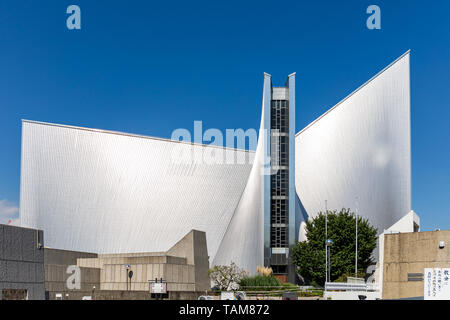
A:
[355,197,359,278]
[128,270,134,291]
[325,200,328,283]
[125,264,130,291]
[326,239,333,283]
[355,211,358,277]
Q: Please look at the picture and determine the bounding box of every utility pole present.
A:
[125,264,130,291]
[355,197,359,278]
[325,200,328,284]
[328,242,331,283]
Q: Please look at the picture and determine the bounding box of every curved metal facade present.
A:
[295,52,411,237]
[213,73,298,280]
[212,73,271,273]
[20,121,253,262]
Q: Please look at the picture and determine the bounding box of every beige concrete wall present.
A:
[45,248,97,265]
[100,262,196,291]
[44,264,100,300]
[78,255,186,269]
[167,229,210,291]
[44,229,210,297]
[383,231,450,299]
[93,229,209,293]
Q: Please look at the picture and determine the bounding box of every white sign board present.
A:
[424,268,450,300]
[271,248,288,255]
[150,282,167,294]
[220,291,236,300]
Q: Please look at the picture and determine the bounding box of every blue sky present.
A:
[0,0,448,230]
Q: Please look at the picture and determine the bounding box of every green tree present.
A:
[292,208,377,286]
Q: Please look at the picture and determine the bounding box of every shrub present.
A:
[256,265,273,276]
[239,275,282,291]
[208,262,246,291]
[334,272,366,283]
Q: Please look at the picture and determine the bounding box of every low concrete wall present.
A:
[323,291,381,300]
[92,290,202,300]
[383,230,450,299]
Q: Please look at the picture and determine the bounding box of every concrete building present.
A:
[1,223,209,299]
[44,248,100,300]
[376,210,420,293]
[77,229,209,293]
[382,230,450,299]
[0,224,45,300]
[44,230,209,300]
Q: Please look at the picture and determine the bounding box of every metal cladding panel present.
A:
[212,73,271,273]
[263,73,272,262]
[295,52,411,236]
[288,73,296,246]
[19,121,253,262]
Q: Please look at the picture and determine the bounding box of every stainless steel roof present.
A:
[20,120,254,262]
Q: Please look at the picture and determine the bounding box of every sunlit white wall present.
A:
[295,52,411,236]
[20,121,253,262]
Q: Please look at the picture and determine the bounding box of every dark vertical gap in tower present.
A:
[269,91,290,282]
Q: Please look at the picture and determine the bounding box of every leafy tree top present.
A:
[292,208,378,286]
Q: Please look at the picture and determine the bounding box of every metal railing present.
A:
[238,286,324,297]
[325,282,379,292]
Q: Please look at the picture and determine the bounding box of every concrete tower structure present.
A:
[213,73,297,282]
